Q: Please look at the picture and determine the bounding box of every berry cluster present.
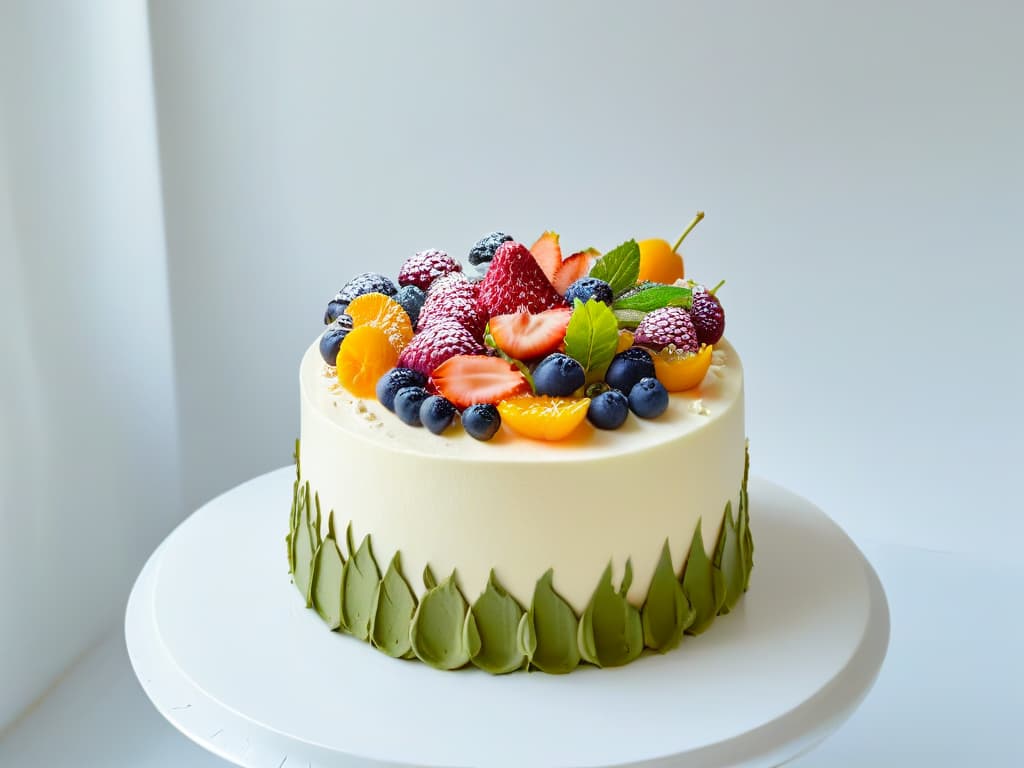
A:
[318,217,726,442]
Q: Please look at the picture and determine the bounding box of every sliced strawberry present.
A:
[551,249,597,295]
[431,355,531,410]
[530,231,562,283]
[488,307,572,360]
[477,241,567,316]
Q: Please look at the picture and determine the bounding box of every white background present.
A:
[1,0,1022,762]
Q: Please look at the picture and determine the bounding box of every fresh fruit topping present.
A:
[628,377,669,419]
[394,386,431,426]
[497,396,591,442]
[324,297,349,325]
[530,231,562,282]
[419,395,457,435]
[346,292,414,352]
[488,307,572,360]
[632,307,699,352]
[417,273,486,338]
[563,298,620,384]
[396,320,485,376]
[533,353,586,397]
[376,367,428,411]
[398,249,462,292]
[612,283,692,312]
[394,285,426,327]
[564,277,613,306]
[651,344,713,392]
[689,283,725,345]
[319,315,353,365]
[468,232,513,267]
[551,251,594,295]
[637,211,702,284]
[616,329,634,353]
[430,355,531,410]
[604,347,655,393]
[587,389,630,430]
[477,241,566,316]
[588,240,641,295]
[462,403,502,441]
[336,272,398,307]
[336,325,400,398]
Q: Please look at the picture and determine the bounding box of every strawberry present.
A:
[396,320,485,376]
[530,231,562,283]
[417,273,486,338]
[477,241,566,316]
[430,355,531,410]
[488,307,572,360]
[551,249,596,295]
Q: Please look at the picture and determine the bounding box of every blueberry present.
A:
[587,390,630,430]
[394,386,430,426]
[376,367,428,412]
[462,403,501,441]
[565,277,613,306]
[395,285,426,327]
[420,395,456,435]
[628,377,669,419]
[324,297,349,325]
[336,272,398,305]
[605,347,655,393]
[319,315,354,365]
[533,353,586,397]
[468,232,513,266]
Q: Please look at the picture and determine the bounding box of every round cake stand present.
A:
[125,468,889,768]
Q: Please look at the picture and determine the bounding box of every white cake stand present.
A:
[125,468,888,768]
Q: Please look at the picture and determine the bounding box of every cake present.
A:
[287,217,753,674]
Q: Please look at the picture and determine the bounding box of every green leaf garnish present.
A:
[588,240,641,295]
[613,285,692,312]
[483,324,535,392]
[612,308,647,329]
[564,298,619,384]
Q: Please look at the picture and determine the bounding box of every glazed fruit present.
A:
[564,277,613,306]
[462,403,502,441]
[417,273,486,338]
[487,307,572,360]
[497,396,591,441]
[628,377,669,419]
[319,315,353,365]
[376,367,428,411]
[604,347,656,393]
[346,292,414,352]
[397,320,485,376]
[468,232,513,266]
[651,344,713,392]
[394,386,431,426]
[636,211,703,284]
[398,249,462,292]
[689,283,725,345]
[336,272,398,306]
[419,395,457,434]
[336,325,400,399]
[430,355,531,410]
[477,241,566,316]
[587,390,630,430]
[533,353,586,397]
[394,285,426,327]
[633,307,699,353]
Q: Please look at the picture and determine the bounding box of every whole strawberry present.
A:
[398,249,462,292]
[397,319,485,376]
[689,284,725,345]
[477,241,566,316]
[417,273,486,338]
[633,307,699,352]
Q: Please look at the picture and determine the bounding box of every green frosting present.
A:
[641,540,695,651]
[739,444,754,591]
[339,525,380,640]
[714,502,745,615]
[523,570,580,674]
[578,561,644,667]
[465,571,526,674]
[681,519,726,635]
[369,552,417,658]
[310,512,345,629]
[290,482,321,607]
[410,572,471,670]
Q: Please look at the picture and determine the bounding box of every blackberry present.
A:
[336,272,398,306]
[468,232,513,266]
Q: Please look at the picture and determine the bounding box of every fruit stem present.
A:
[671,211,704,253]
[709,279,725,295]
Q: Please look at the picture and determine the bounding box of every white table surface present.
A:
[2,541,1021,767]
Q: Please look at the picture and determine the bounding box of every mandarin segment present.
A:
[652,344,713,392]
[346,292,414,352]
[336,325,400,398]
[497,396,591,442]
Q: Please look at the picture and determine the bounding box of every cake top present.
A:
[317,214,729,444]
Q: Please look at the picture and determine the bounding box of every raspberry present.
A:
[398,249,462,292]
[689,286,725,345]
[477,241,566,316]
[633,307,699,352]
[397,320,485,376]
[417,273,486,338]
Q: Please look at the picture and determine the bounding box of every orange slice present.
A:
[346,292,414,352]
[336,325,399,398]
[652,344,713,392]
[497,396,591,442]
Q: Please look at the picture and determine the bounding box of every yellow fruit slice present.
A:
[652,344,713,392]
[497,396,591,442]
[616,329,634,353]
[336,325,399,398]
[637,239,684,284]
[346,292,414,352]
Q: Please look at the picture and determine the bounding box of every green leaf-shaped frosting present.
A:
[369,552,417,658]
[612,285,692,312]
[681,519,726,635]
[739,443,754,591]
[713,502,745,615]
[423,563,438,591]
[588,239,641,295]
[339,526,381,640]
[410,571,471,670]
[578,562,644,667]
[641,540,695,651]
[292,483,320,606]
[310,512,345,629]
[466,571,526,675]
[525,569,580,674]
[564,298,620,384]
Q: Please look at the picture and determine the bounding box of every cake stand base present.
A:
[125,469,888,768]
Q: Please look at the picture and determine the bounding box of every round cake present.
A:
[287,221,754,674]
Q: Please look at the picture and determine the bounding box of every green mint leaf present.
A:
[613,285,692,312]
[588,240,640,295]
[612,308,647,329]
[484,324,535,392]
[564,298,620,384]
